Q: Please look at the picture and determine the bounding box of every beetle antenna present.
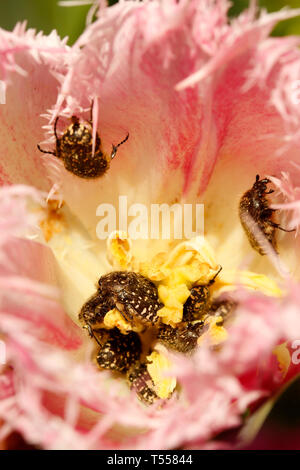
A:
[54,116,59,140]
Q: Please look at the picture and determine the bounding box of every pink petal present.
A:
[0,23,69,188]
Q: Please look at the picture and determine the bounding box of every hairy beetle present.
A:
[37,106,128,178]
[239,175,294,255]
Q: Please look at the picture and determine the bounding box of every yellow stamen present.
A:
[146,350,176,399]
[141,236,220,325]
[103,309,132,334]
[39,199,65,242]
[106,231,132,269]
[212,269,282,297]
[198,316,228,346]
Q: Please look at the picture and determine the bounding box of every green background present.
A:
[0,0,300,45]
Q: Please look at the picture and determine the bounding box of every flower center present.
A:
[76,233,280,405]
[37,200,283,405]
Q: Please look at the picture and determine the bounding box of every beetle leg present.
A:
[207,265,223,286]
[37,144,56,156]
[276,225,295,233]
[111,133,129,160]
[115,304,133,324]
[83,323,103,347]
[271,221,295,232]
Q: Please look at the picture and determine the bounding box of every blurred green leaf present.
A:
[229,0,250,17]
[0,0,90,45]
[1,1,300,46]
[260,0,300,36]
[230,0,300,36]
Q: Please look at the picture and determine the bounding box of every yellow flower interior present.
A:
[37,210,285,401]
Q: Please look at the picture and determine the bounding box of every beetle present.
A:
[157,321,205,353]
[79,271,162,380]
[182,266,222,322]
[85,326,142,373]
[209,298,237,326]
[239,175,294,255]
[79,271,163,331]
[127,362,158,405]
[37,105,129,178]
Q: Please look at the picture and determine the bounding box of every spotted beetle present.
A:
[239,175,294,255]
[37,105,128,178]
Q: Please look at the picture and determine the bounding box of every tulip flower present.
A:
[1,0,300,450]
